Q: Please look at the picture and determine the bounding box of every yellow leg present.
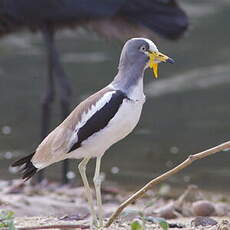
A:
[93,156,103,227]
[78,157,97,226]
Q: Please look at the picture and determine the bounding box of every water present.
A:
[0,1,230,191]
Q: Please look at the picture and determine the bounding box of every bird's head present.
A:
[119,38,174,78]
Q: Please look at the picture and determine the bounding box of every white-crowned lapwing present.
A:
[12,37,174,227]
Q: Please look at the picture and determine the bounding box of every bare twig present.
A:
[106,141,230,227]
[17,224,89,229]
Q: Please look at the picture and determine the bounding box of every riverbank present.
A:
[0,180,230,229]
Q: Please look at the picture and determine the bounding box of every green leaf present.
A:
[130,220,143,230]
[159,220,169,230]
[6,211,14,219]
[145,216,169,230]
[0,210,16,230]
[8,221,16,230]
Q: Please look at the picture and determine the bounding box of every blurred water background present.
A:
[0,1,230,191]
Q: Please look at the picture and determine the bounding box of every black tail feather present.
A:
[11,153,38,181]
[11,153,34,167]
[22,162,38,181]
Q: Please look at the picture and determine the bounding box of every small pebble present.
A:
[191,216,218,227]
[192,200,216,216]
[155,202,177,219]
[214,202,230,216]
[169,223,185,228]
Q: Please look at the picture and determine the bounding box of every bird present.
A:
[12,37,174,227]
[1,0,188,182]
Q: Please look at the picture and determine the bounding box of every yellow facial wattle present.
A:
[149,53,158,78]
[148,51,174,78]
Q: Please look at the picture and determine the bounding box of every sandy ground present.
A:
[0,180,230,229]
[13,216,230,230]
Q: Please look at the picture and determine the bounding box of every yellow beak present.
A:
[148,51,175,78]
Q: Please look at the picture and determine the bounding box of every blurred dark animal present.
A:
[0,0,188,183]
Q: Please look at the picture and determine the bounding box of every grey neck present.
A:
[112,60,146,93]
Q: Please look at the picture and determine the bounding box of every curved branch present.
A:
[106,141,230,227]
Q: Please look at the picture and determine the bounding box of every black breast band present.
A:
[68,90,128,153]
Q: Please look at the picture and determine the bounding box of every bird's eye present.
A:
[140,45,147,52]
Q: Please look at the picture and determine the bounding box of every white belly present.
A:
[68,98,144,159]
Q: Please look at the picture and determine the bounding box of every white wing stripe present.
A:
[69,91,115,146]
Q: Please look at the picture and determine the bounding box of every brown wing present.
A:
[31,86,114,168]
